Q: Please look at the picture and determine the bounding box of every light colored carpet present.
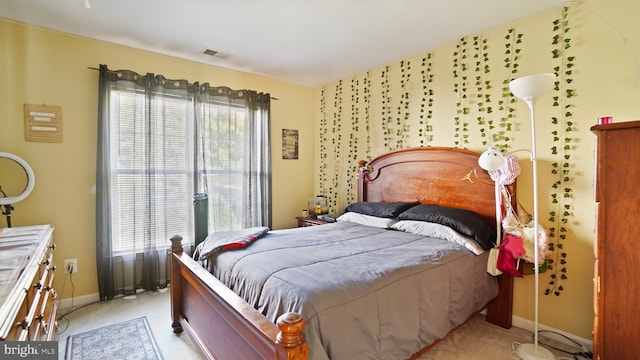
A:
[414,315,574,360]
[58,290,200,360]
[58,290,577,360]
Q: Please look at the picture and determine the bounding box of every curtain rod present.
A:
[87,66,278,100]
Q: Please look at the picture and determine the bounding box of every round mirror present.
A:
[0,152,36,205]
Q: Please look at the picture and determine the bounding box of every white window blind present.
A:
[108,88,194,253]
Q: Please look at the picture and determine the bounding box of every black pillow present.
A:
[397,204,496,250]
[344,201,420,218]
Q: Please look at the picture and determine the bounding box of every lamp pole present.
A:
[508,73,556,360]
[524,95,542,355]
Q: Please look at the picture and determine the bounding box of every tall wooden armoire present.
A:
[591,120,640,360]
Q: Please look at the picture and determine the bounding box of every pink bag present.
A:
[496,234,525,277]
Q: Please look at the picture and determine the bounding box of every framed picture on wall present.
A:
[282,129,299,159]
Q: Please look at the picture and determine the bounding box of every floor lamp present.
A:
[479,73,556,360]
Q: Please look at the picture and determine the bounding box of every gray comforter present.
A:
[199,221,498,360]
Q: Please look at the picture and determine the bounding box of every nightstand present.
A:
[296,216,331,227]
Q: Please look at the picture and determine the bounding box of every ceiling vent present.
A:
[202,49,229,59]
[202,49,218,56]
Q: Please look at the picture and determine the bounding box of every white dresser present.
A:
[0,225,58,341]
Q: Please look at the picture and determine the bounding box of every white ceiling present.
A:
[0,0,567,87]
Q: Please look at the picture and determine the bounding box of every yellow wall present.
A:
[313,0,640,340]
[0,18,315,303]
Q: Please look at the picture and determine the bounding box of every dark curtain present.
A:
[96,65,271,300]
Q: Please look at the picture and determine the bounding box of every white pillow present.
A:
[391,220,485,255]
[336,212,398,229]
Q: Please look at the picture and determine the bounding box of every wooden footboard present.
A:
[170,236,512,360]
[170,235,308,360]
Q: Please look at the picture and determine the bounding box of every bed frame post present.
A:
[170,234,184,334]
[485,183,517,329]
[357,159,370,201]
[485,274,513,328]
[276,312,308,360]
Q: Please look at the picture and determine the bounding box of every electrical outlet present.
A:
[64,258,78,273]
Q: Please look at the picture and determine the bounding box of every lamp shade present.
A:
[478,146,505,171]
[509,73,556,100]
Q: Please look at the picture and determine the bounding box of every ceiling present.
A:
[0,0,567,87]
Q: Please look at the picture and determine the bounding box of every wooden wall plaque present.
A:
[282,129,299,159]
[24,104,63,142]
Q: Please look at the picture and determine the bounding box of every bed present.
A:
[170,146,515,360]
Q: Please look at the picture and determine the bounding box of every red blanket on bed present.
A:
[194,226,270,260]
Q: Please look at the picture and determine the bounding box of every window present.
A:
[109,88,194,253]
[96,65,271,299]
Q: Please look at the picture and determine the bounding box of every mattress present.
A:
[199,221,498,360]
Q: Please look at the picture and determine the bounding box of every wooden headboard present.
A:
[357,147,515,229]
[357,146,516,329]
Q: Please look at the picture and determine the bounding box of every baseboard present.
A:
[57,292,100,312]
[512,315,593,352]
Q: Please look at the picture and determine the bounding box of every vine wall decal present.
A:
[545,6,575,296]
[398,59,411,149]
[330,80,343,214]
[319,88,328,198]
[496,28,523,152]
[472,35,493,146]
[346,78,360,205]
[453,37,471,148]
[381,66,391,149]
[364,71,372,157]
[419,53,434,147]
